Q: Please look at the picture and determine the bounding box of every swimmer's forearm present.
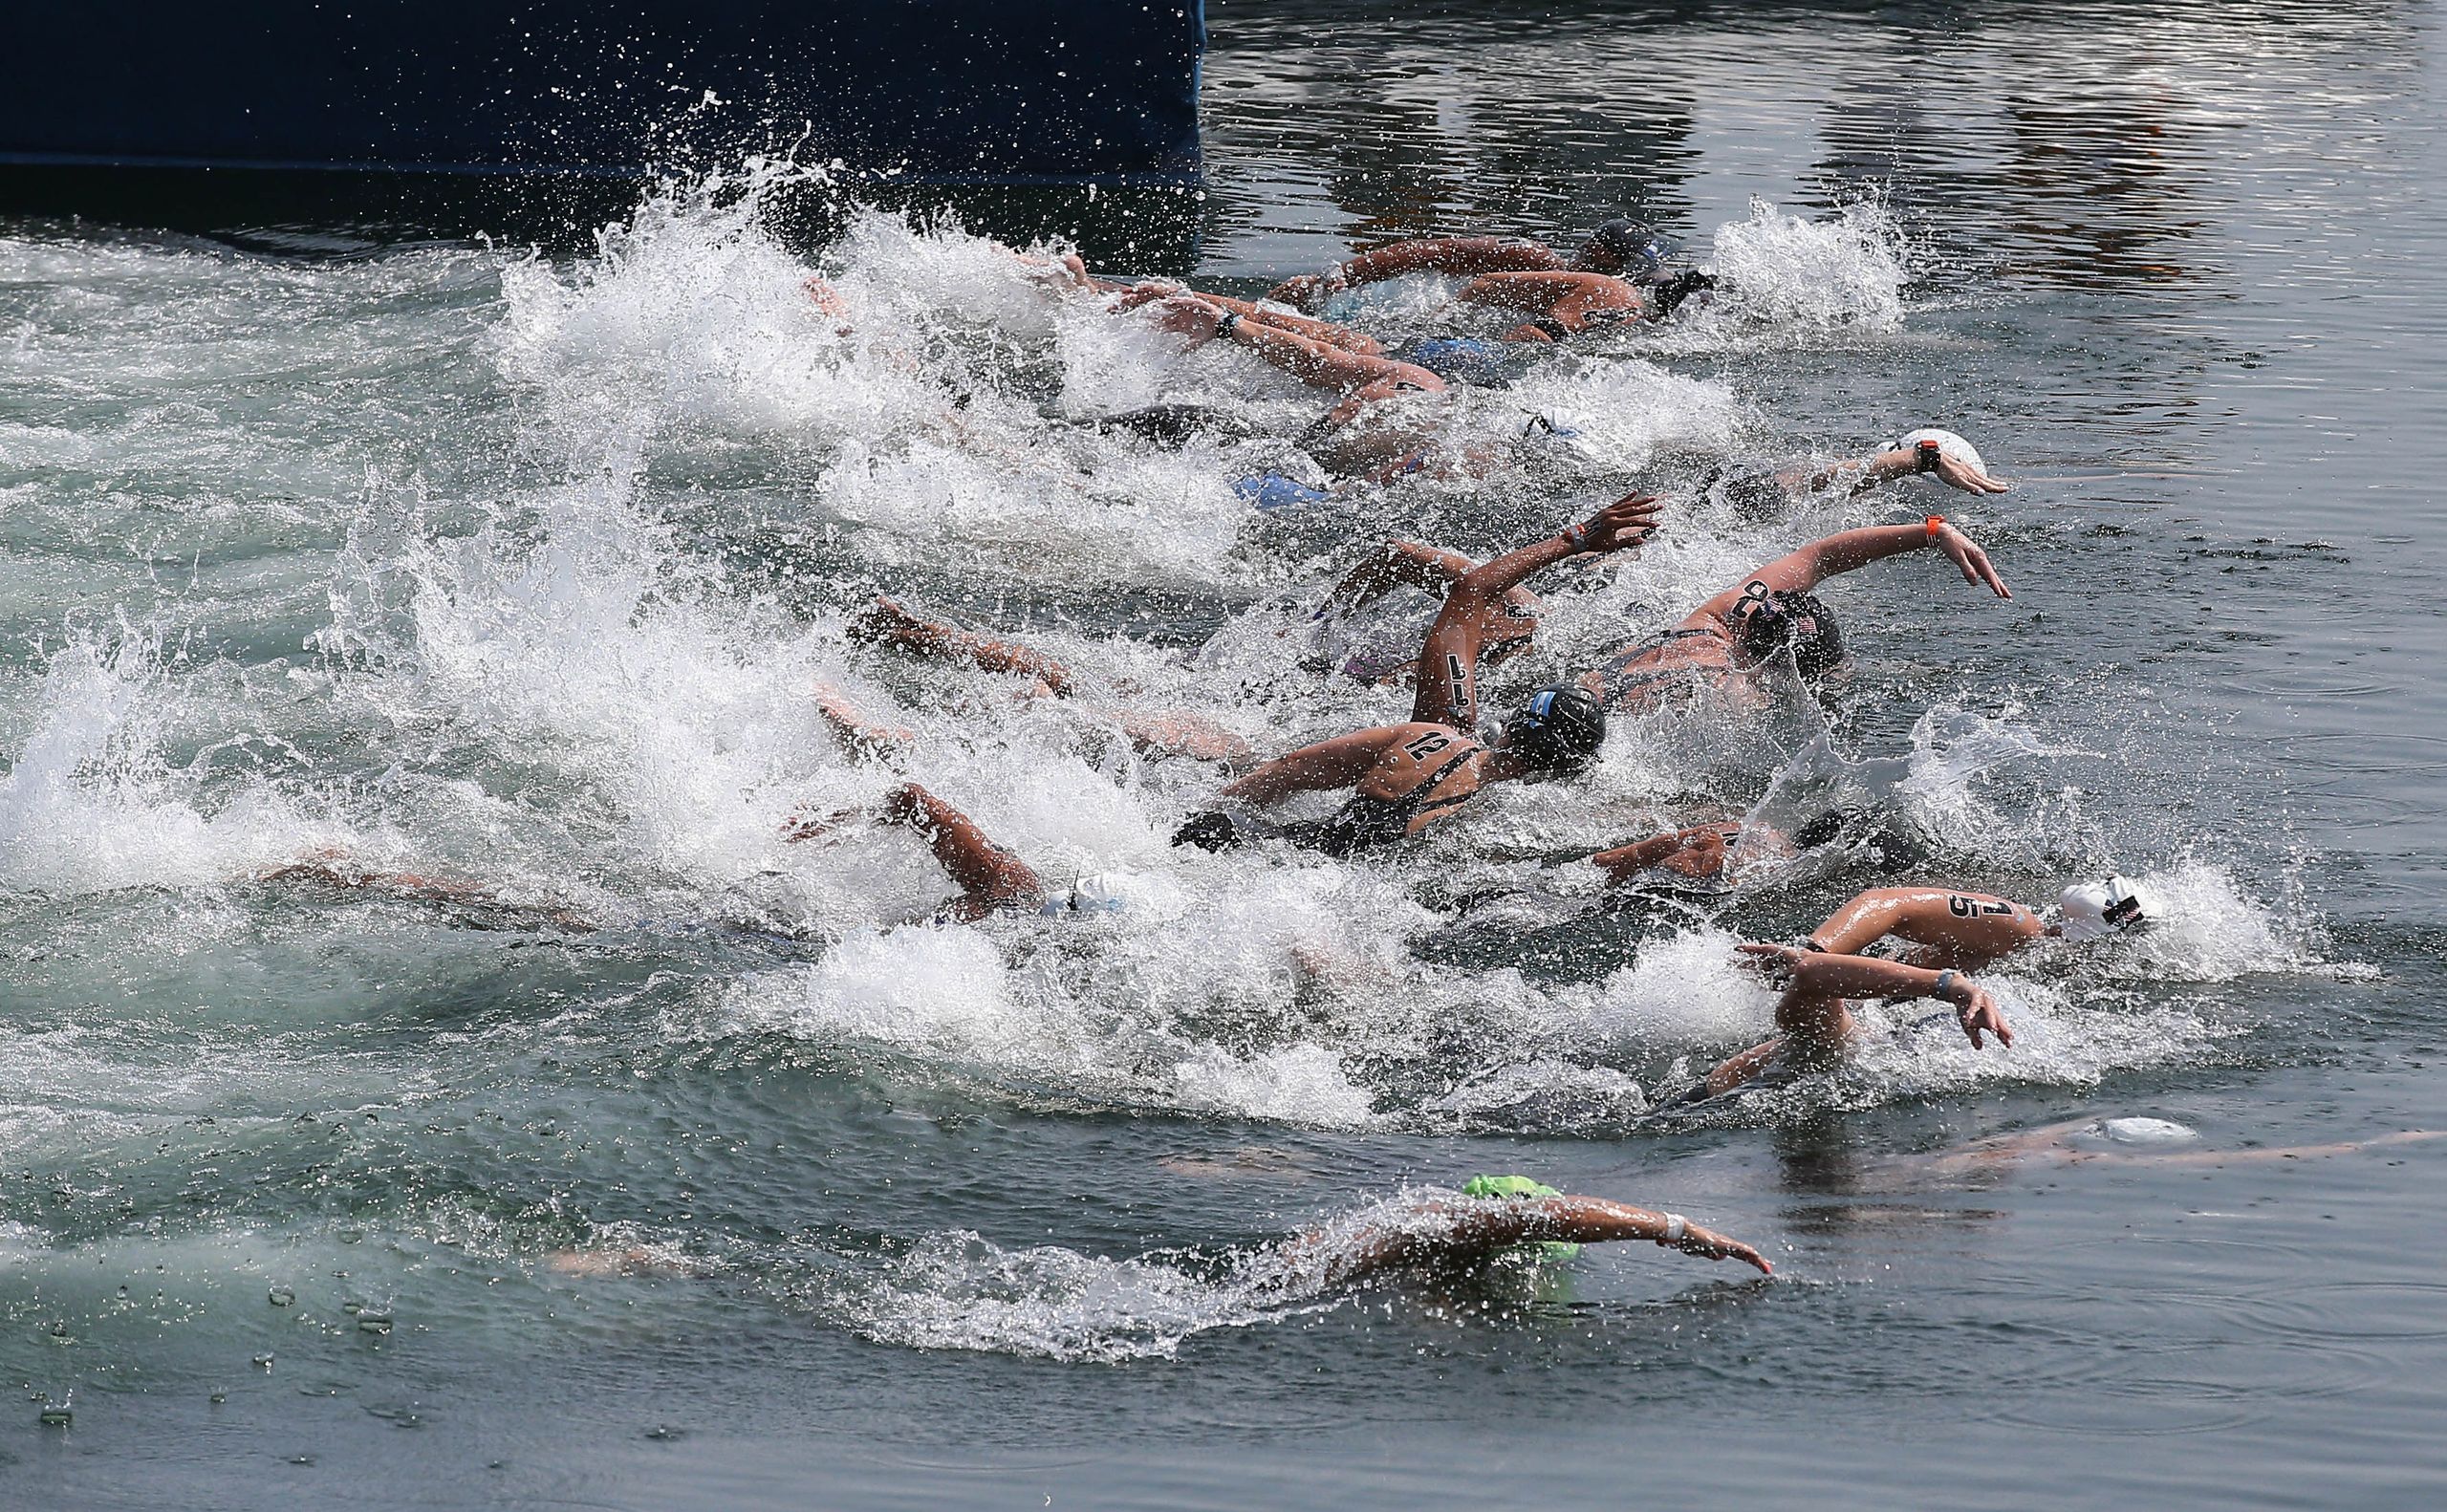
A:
[1221,730,1392,805]
[1337,237,1567,287]
[1332,540,1474,607]
[1482,1199,1774,1273]
[1590,827,1715,884]
[1225,317,1405,392]
[1450,526,1591,608]
[1758,524,1936,593]
[1198,293,1384,356]
[1800,447,1916,496]
[1791,951,1959,1003]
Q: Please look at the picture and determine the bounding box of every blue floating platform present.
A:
[0,1,1205,249]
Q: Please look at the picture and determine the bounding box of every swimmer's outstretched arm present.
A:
[1320,540,1483,615]
[1303,1196,1772,1286]
[1141,294,1443,396]
[1795,444,2009,498]
[1111,281,1385,356]
[1409,493,1661,728]
[1801,886,2043,968]
[851,597,1076,697]
[1265,237,1569,309]
[810,680,917,764]
[1682,520,2011,629]
[1739,942,2013,1050]
[1590,822,1742,886]
[257,855,595,931]
[875,781,1045,916]
[1219,724,1409,807]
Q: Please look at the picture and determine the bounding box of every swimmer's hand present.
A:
[1654,824,1741,880]
[1935,451,2010,496]
[1580,491,1666,553]
[1938,975,2015,1051]
[780,806,864,844]
[1110,278,1186,312]
[1143,293,1234,341]
[1931,521,2013,599]
[1264,271,1340,311]
[1736,940,1809,986]
[803,276,851,321]
[1670,1220,1774,1276]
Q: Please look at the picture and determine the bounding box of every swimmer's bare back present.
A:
[1217,721,1492,850]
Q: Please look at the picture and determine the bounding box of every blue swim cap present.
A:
[1401,337,1514,384]
[1232,472,1334,511]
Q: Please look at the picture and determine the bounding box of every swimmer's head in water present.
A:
[1731,585,1848,678]
[1892,427,1987,476]
[2058,875,2156,941]
[1040,872,1136,917]
[2075,1116,2200,1146]
[1577,220,1678,283]
[1462,1174,1562,1199]
[1503,684,1607,771]
[1461,1174,1580,1261]
[1231,472,1333,511]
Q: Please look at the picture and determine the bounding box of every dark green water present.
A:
[4,2,2444,1506]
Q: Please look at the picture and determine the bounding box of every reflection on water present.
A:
[1203,0,2430,293]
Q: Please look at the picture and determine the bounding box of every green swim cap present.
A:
[1462,1174,1562,1200]
[1460,1174,1578,1261]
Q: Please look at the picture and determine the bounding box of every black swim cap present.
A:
[1732,586,1847,678]
[1505,684,1607,770]
[1579,220,1676,282]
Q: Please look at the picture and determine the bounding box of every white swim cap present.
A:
[1893,427,1986,476]
[1043,871,1138,916]
[2085,1116,2200,1146]
[2058,875,2157,941]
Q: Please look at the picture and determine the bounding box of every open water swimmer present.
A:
[8,2,2447,1505]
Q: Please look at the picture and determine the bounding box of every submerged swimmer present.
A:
[838,596,1254,768]
[255,853,595,932]
[550,1175,1771,1286]
[1910,1117,2441,1180]
[1697,875,2164,1098]
[1173,495,1660,856]
[1262,220,1717,345]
